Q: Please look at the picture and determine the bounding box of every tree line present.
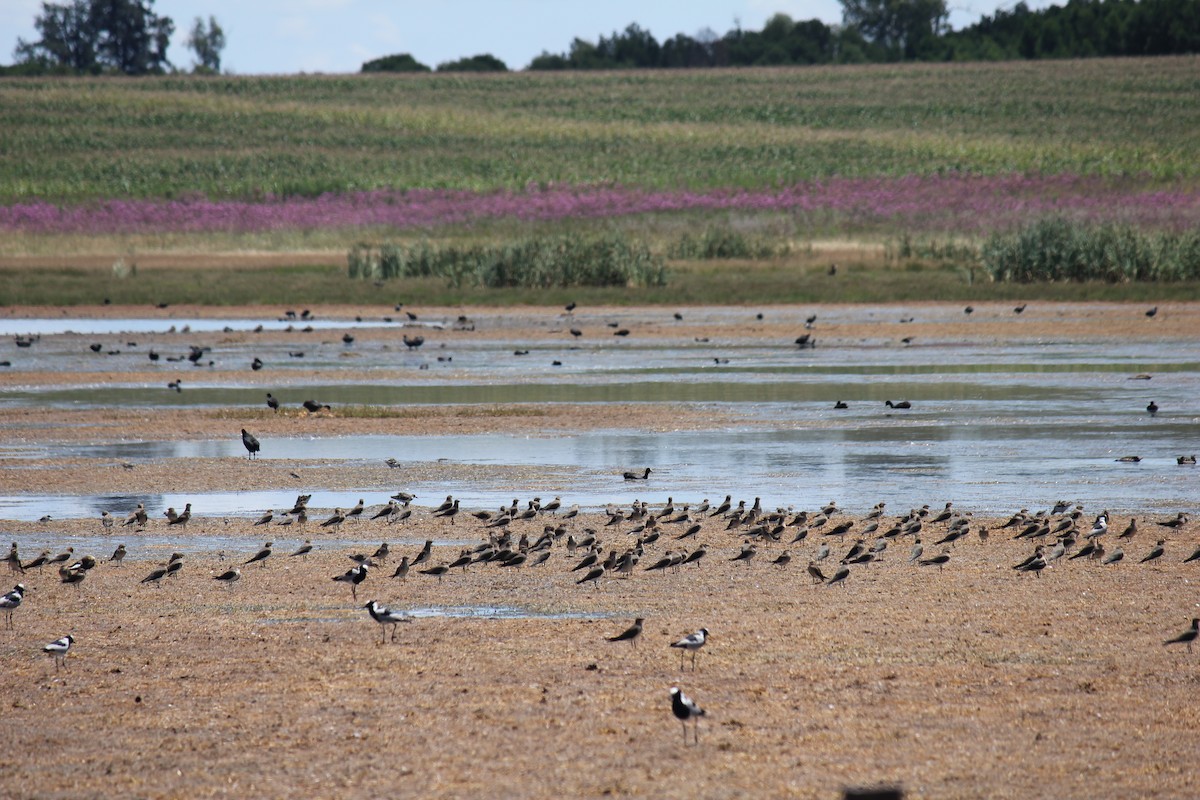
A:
[368,0,1199,74]
[5,0,223,76]
[7,0,1197,78]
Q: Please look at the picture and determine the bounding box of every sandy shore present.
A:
[2,303,1199,798]
[2,507,1199,799]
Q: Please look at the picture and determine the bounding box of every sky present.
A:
[2,0,1058,74]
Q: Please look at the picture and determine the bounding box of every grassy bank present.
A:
[5,250,1198,307]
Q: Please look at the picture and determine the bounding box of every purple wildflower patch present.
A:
[1,174,1195,236]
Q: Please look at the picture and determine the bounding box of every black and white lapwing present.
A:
[364,600,412,643]
[1,583,24,628]
[1165,618,1200,652]
[43,634,74,670]
[670,687,705,745]
[608,617,643,648]
[670,628,709,671]
[333,563,369,600]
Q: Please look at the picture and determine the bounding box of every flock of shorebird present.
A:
[4,488,1198,740]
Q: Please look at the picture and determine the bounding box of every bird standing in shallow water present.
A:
[241,429,261,460]
[1147,401,1159,416]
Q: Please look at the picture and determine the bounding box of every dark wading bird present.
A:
[241,429,261,460]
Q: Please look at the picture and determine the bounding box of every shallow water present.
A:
[1,308,1197,521]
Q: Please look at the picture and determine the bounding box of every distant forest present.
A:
[364,0,1200,73]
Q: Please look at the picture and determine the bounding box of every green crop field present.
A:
[2,57,1199,305]
[1,56,1198,203]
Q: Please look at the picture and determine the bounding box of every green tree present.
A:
[187,15,224,73]
[361,52,430,72]
[436,53,507,72]
[14,1,97,72]
[840,0,948,58]
[14,0,173,74]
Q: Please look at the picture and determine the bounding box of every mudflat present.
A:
[1,303,1197,799]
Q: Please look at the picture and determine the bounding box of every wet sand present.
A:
[2,303,1199,798]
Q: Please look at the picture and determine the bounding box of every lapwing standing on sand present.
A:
[333,563,369,600]
[1,583,24,628]
[364,600,412,643]
[321,509,346,531]
[1165,618,1200,652]
[608,617,644,648]
[254,510,274,526]
[670,628,709,671]
[43,634,74,670]
[670,687,705,746]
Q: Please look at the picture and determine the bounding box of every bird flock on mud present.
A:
[5,476,1199,741]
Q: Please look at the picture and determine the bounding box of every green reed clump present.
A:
[887,233,978,264]
[349,233,667,288]
[667,226,783,260]
[983,219,1200,283]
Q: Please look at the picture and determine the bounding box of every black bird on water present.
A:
[241,429,261,460]
[1146,401,1159,416]
[623,468,652,481]
[885,400,912,410]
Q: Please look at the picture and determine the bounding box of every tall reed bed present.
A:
[348,233,667,288]
[983,220,1200,282]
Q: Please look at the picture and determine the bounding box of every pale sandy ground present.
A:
[1,303,1198,799]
